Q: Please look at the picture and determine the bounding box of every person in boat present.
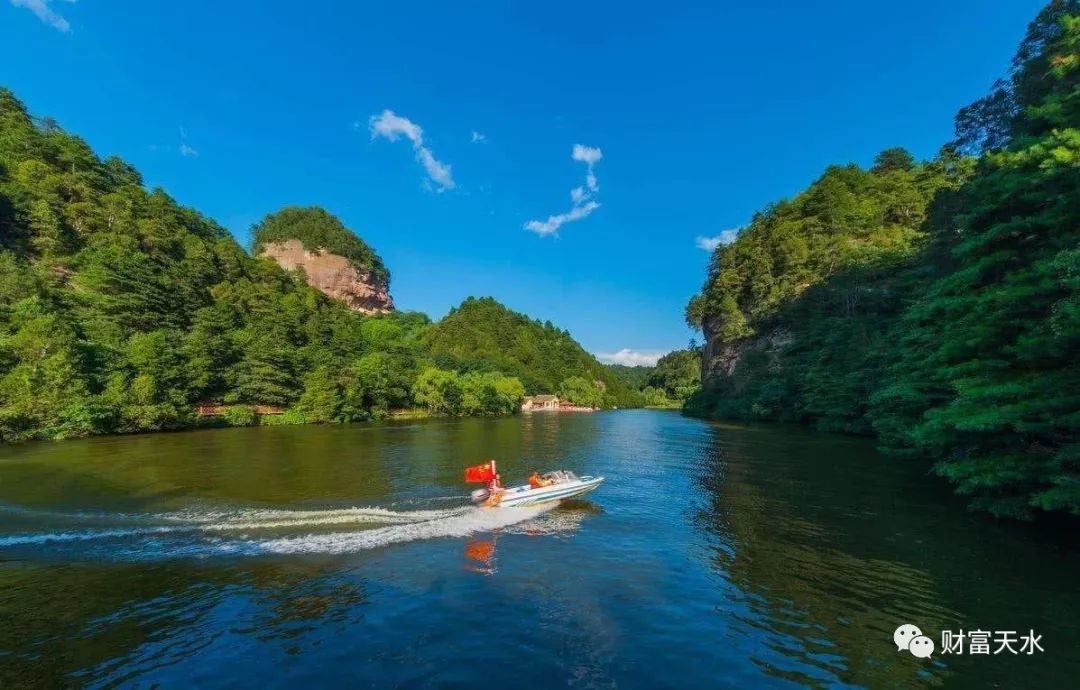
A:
[529,471,552,488]
[483,472,505,506]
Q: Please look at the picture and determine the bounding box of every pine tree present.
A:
[873,7,1080,518]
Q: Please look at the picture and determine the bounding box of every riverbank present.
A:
[0,405,502,446]
[0,401,641,446]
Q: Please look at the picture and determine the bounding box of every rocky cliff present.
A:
[701,315,791,392]
[260,239,394,314]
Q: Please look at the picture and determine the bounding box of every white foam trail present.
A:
[0,501,564,559]
[198,506,469,531]
[0,505,472,546]
[0,526,183,546]
[0,501,466,525]
[256,504,554,555]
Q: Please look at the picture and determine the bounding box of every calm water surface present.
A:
[0,410,1077,688]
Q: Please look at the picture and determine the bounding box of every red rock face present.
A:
[260,239,394,314]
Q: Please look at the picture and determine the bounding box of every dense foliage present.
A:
[602,363,653,390]
[683,150,973,432]
[604,350,701,407]
[0,89,560,440]
[251,206,389,282]
[425,297,643,407]
[872,3,1080,518]
[558,376,604,408]
[685,147,970,342]
[687,1,1080,519]
[646,349,701,402]
[412,368,525,416]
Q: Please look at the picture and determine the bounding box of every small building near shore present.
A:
[522,394,559,411]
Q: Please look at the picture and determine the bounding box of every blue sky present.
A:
[1,0,1043,364]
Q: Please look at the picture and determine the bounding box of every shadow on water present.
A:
[696,420,1080,689]
[0,560,369,688]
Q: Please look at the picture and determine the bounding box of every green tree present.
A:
[413,367,463,415]
[105,329,191,432]
[642,386,672,407]
[646,349,701,400]
[461,371,525,415]
[492,374,526,414]
[350,352,407,418]
[872,7,1080,518]
[558,376,603,408]
[230,330,299,406]
[0,296,104,441]
[294,365,343,423]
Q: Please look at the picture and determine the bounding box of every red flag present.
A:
[464,463,495,483]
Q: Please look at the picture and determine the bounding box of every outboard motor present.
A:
[471,488,491,504]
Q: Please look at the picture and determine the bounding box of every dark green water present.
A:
[0,410,1077,688]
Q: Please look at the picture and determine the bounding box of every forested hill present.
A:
[685,148,972,432]
[0,87,627,442]
[426,297,643,407]
[0,86,438,441]
[685,148,972,346]
[604,364,652,390]
[686,0,1079,520]
[605,350,702,407]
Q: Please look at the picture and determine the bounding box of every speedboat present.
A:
[471,470,604,507]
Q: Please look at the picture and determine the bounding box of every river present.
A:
[0,410,1076,688]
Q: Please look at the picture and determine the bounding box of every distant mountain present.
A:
[603,363,653,390]
[605,351,701,407]
[426,297,642,407]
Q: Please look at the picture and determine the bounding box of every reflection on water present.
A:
[464,537,497,575]
[462,502,602,575]
[699,436,957,688]
[1,412,1078,688]
[696,422,1080,689]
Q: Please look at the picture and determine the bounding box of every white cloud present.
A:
[178,126,198,158]
[149,126,199,158]
[572,144,602,193]
[696,229,739,251]
[415,146,453,190]
[524,143,604,237]
[369,109,455,191]
[370,109,423,144]
[11,0,75,33]
[470,130,487,144]
[572,144,603,167]
[595,349,669,367]
[524,201,600,237]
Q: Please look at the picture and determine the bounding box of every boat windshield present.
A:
[542,470,578,484]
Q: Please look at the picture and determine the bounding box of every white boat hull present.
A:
[492,476,604,507]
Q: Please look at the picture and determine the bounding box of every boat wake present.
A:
[258,504,553,555]
[0,500,558,560]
